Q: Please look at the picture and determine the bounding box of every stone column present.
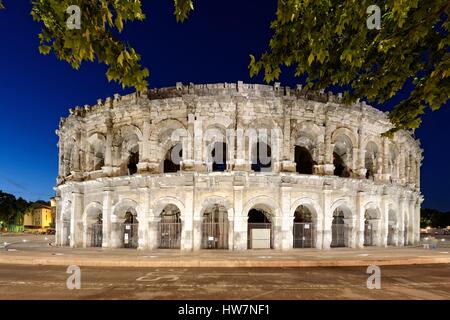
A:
[397,196,405,246]
[233,185,247,250]
[57,139,65,182]
[137,187,150,250]
[355,191,365,248]
[102,189,113,248]
[322,123,334,175]
[181,186,194,251]
[414,200,421,244]
[279,185,293,250]
[70,191,84,248]
[382,138,390,182]
[103,118,114,176]
[281,111,296,172]
[137,117,151,173]
[321,187,333,249]
[416,159,421,189]
[193,116,206,172]
[227,208,235,250]
[192,209,202,252]
[110,215,122,248]
[407,199,415,246]
[54,196,62,246]
[380,194,389,247]
[147,209,159,250]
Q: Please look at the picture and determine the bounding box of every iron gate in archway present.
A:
[364,220,374,246]
[331,220,345,247]
[201,222,229,249]
[158,222,181,249]
[122,223,139,248]
[91,222,103,247]
[293,222,315,248]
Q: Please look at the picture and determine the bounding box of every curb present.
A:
[1,256,449,268]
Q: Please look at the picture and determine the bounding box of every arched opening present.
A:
[158,204,182,249]
[247,208,272,249]
[333,135,352,178]
[295,146,314,174]
[127,151,139,175]
[365,142,378,180]
[364,208,379,246]
[202,204,229,249]
[293,205,315,248]
[389,147,398,183]
[331,207,350,247]
[163,144,182,173]
[90,213,103,247]
[387,209,397,246]
[211,142,227,172]
[251,142,272,172]
[87,134,106,172]
[333,152,350,177]
[122,210,138,248]
[84,206,102,247]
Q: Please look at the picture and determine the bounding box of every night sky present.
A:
[0,1,448,210]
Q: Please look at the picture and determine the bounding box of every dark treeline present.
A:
[421,208,450,228]
[0,190,49,226]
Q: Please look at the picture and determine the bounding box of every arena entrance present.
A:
[91,214,103,247]
[247,208,273,249]
[158,204,182,249]
[387,209,397,246]
[364,208,379,247]
[331,208,347,247]
[293,205,315,248]
[202,204,229,249]
[122,211,138,249]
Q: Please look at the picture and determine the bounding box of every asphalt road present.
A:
[0,264,449,300]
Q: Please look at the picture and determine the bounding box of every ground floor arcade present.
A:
[56,176,421,251]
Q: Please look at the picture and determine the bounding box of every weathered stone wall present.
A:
[55,82,423,251]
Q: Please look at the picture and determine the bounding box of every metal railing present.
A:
[201,222,229,249]
[158,222,181,249]
[293,222,315,248]
[364,223,374,246]
[121,223,139,248]
[331,223,345,247]
[90,223,103,247]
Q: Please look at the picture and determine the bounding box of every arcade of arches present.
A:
[56,83,422,251]
[62,193,420,250]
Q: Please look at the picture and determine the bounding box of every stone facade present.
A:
[55,82,423,251]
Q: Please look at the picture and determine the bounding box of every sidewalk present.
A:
[1,244,449,268]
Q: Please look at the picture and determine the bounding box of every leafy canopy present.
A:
[249,0,450,133]
[0,0,448,132]
[0,0,194,92]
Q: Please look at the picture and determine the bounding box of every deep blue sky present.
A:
[0,1,448,210]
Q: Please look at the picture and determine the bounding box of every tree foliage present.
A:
[421,208,450,228]
[0,1,448,132]
[28,0,194,92]
[0,191,31,225]
[250,0,450,133]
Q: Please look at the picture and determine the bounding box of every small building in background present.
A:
[50,197,57,227]
[24,204,53,228]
